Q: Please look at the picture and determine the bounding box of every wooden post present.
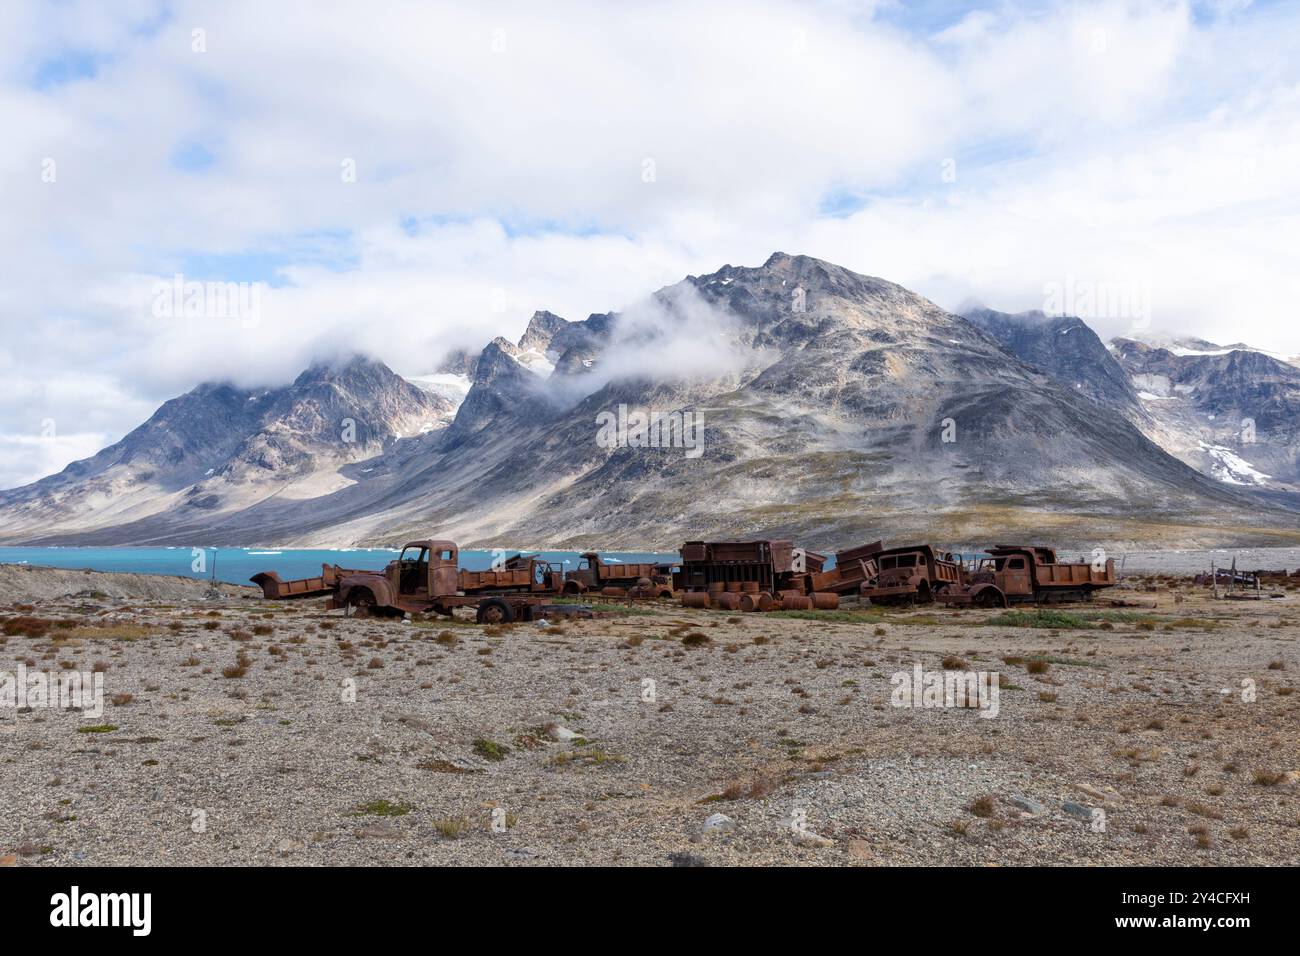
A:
[1212,561,1218,600]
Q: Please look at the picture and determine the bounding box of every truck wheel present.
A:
[915,582,932,605]
[347,588,377,617]
[476,597,515,625]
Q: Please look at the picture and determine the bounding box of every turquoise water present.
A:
[0,546,680,586]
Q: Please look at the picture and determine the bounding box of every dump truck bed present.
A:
[812,540,883,593]
[250,565,362,600]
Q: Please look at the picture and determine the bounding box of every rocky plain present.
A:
[1,563,1297,867]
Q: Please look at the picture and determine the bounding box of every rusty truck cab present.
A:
[863,544,962,603]
[974,547,1034,598]
[567,552,601,591]
[394,540,460,600]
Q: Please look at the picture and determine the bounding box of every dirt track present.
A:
[2,569,1297,866]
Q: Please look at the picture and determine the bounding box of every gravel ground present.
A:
[1,569,1297,866]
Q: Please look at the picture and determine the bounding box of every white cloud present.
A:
[2,0,1299,488]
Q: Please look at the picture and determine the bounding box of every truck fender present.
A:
[338,573,397,608]
[249,571,283,599]
[969,584,1007,608]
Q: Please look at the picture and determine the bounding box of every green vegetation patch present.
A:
[472,737,510,761]
[350,799,414,817]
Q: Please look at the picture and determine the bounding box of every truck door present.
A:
[1001,555,1032,597]
[398,547,429,595]
[431,547,459,597]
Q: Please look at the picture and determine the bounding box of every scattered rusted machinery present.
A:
[937,545,1116,608]
[251,535,1119,623]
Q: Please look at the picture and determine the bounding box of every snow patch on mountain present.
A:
[408,372,473,409]
[1198,441,1273,486]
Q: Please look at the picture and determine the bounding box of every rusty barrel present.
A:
[740,581,760,593]
[681,592,711,609]
[716,592,742,611]
[810,591,840,610]
[779,594,811,610]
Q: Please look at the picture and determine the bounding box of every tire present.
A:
[476,597,515,625]
[974,588,1004,609]
[915,582,932,605]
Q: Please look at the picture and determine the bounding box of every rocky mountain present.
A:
[4,254,1299,550]
[1110,338,1300,490]
[0,357,452,542]
[962,308,1141,414]
[960,310,1300,493]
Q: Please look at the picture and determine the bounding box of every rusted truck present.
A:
[937,545,1116,608]
[860,544,963,605]
[253,540,578,623]
[561,552,676,599]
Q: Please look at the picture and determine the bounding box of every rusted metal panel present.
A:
[816,540,884,595]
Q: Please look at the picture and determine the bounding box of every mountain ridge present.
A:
[4,254,1299,550]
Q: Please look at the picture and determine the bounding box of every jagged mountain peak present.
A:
[518,310,570,354]
[674,253,973,357]
[694,251,912,299]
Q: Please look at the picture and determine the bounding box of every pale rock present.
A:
[792,830,834,848]
[702,812,735,833]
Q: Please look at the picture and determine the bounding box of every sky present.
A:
[3,0,1300,489]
